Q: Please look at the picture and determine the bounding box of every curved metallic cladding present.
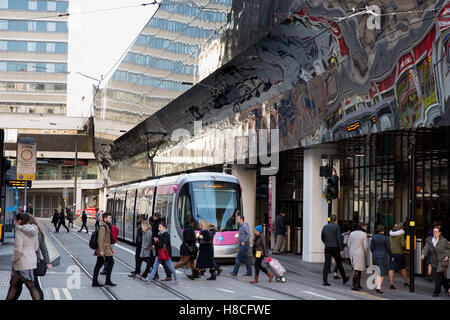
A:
[99,0,450,171]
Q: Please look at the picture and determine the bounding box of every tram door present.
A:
[277,200,302,253]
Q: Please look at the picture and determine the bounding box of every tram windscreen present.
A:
[191,181,240,231]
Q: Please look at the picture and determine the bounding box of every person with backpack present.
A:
[100,221,118,275]
[95,208,100,231]
[78,210,89,233]
[56,208,69,233]
[92,213,116,287]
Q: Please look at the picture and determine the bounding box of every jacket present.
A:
[37,232,50,264]
[389,229,407,255]
[321,223,343,250]
[180,225,196,257]
[12,224,39,271]
[348,229,368,271]
[370,233,392,260]
[51,212,59,224]
[238,222,250,245]
[253,234,268,258]
[342,232,350,259]
[155,229,172,258]
[275,215,286,235]
[95,223,114,257]
[196,229,215,268]
[135,225,143,247]
[81,212,87,223]
[422,236,450,272]
[58,210,65,222]
[141,229,153,258]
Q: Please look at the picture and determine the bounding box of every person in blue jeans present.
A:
[230,214,252,276]
[146,222,178,283]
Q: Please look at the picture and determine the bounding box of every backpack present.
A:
[89,229,99,250]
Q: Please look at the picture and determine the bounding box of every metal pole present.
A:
[73,136,78,216]
[409,135,416,293]
[23,181,27,213]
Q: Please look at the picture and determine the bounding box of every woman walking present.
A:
[250,225,273,284]
[51,209,59,232]
[188,220,216,280]
[174,219,198,278]
[370,225,394,294]
[421,226,450,297]
[348,222,368,291]
[388,223,409,289]
[6,213,41,300]
[138,221,158,280]
[146,222,178,283]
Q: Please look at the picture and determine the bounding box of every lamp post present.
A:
[145,131,167,177]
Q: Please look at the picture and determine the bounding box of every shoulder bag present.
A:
[157,244,170,261]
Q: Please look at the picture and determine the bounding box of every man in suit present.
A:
[321,214,348,286]
[56,208,69,233]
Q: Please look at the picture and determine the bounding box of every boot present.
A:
[250,275,259,284]
[351,274,359,291]
[267,272,274,283]
[187,269,199,280]
[216,266,223,276]
[357,272,363,290]
[207,270,216,280]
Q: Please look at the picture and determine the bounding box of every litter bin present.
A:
[415,238,423,276]
[366,235,373,267]
[295,227,302,255]
[286,226,291,253]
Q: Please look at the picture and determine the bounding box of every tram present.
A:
[107,172,242,258]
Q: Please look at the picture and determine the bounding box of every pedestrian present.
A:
[230,215,252,276]
[175,218,198,279]
[208,224,222,276]
[321,214,348,286]
[370,225,394,294]
[150,212,172,279]
[25,203,33,215]
[146,222,178,283]
[348,222,368,291]
[6,213,41,300]
[425,221,442,281]
[332,224,352,279]
[388,223,409,289]
[51,209,59,232]
[421,226,450,297]
[188,220,217,280]
[101,219,119,275]
[129,214,145,278]
[12,216,53,300]
[138,220,157,279]
[56,208,69,233]
[272,210,287,254]
[78,210,89,233]
[92,212,116,287]
[250,225,273,283]
[66,207,74,228]
[95,208,100,231]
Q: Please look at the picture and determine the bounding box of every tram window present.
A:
[155,194,169,221]
[177,184,193,227]
[136,187,153,219]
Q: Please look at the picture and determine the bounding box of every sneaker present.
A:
[162,277,172,282]
[229,272,237,276]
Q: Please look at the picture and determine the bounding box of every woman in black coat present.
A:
[174,219,198,277]
[51,209,59,231]
[370,225,394,294]
[189,220,216,280]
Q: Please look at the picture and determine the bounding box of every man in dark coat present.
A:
[51,209,59,231]
[129,214,145,278]
[56,208,69,232]
[321,214,348,286]
[78,210,88,233]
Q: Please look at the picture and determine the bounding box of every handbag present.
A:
[35,259,47,277]
[157,245,170,261]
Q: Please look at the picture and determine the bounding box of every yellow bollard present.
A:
[406,235,416,250]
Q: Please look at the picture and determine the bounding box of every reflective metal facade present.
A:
[96,0,450,185]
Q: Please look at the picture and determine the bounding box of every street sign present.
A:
[6,180,32,188]
[16,138,36,180]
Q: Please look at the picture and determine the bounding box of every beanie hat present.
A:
[255,225,263,233]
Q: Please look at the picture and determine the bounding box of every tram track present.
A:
[69,229,192,300]
[43,224,121,300]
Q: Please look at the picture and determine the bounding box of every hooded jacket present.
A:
[12,224,39,271]
[389,229,407,255]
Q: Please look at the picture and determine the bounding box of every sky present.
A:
[67,0,159,117]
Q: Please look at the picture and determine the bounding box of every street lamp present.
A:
[144,131,167,177]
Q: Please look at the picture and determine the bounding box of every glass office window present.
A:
[0,20,6,29]
[0,61,6,71]
[46,22,56,32]
[36,63,46,72]
[46,42,55,52]
[55,63,66,73]
[55,22,67,32]
[28,21,37,31]
[0,41,6,51]
[46,63,55,73]
[0,0,7,9]
[27,62,36,72]
[27,41,36,52]
[47,1,56,11]
[55,42,66,53]
[56,1,68,12]
[36,42,46,52]
[28,0,37,10]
